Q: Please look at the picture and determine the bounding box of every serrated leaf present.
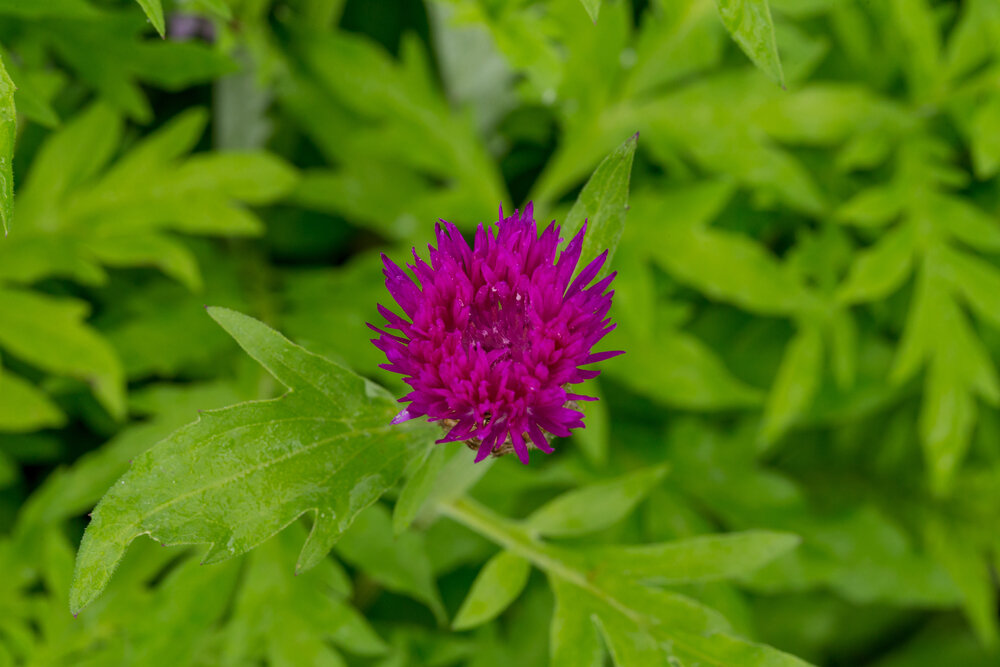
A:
[0,53,14,236]
[134,0,165,37]
[526,466,668,537]
[760,324,823,446]
[453,550,531,630]
[393,444,448,535]
[585,531,801,584]
[716,0,785,86]
[69,308,436,613]
[562,134,637,278]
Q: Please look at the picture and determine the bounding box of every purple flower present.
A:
[370,204,621,464]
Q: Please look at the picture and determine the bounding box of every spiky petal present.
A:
[370,204,621,464]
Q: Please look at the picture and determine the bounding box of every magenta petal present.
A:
[372,201,619,464]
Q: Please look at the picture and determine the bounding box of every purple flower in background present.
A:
[370,204,620,464]
[168,13,217,43]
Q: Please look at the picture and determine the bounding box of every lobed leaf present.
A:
[69,309,437,613]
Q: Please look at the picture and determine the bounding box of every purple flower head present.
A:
[370,204,621,464]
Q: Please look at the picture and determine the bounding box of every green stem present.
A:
[437,496,642,624]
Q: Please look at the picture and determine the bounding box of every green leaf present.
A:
[561,133,637,278]
[452,550,531,630]
[760,324,823,446]
[0,288,124,419]
[526,466,668,537]
[648,224,808,316]
[69,308,436,613]
[442,498,812,666]
[926,193,1000,253]
[223,521,385,665]
[715,0,785,86]
[572,378,609,467]
[584,531,801,584]
[0,368,65,432]
[134,0,166,37]
[925,518,998,646]
[936,245,1000,332]
[970,93,1000,179]
[0,53,14,236]
[550,579,604,667]
[578,0,601,23]
[393,444,448,535]
[837,222,916,304]
[335,503,446,624]
[610,331,764,410]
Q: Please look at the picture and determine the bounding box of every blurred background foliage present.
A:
[1,0,999,665]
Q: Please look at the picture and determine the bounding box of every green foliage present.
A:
[0,0,999,665]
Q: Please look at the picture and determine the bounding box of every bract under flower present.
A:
[370,204,621,464]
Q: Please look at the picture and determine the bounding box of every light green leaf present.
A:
[970,93,1000,179]
[69,308,436,613]
[648,224,808,316]
[442,498,812,667]
[224,521,385,665]
[936,245,1000,331]
[134,0,166,37]
[926,193,1000,253]
[0,53,14,235]
[561,134,637,278]
[578,0,601,22]
[453,550,531,630]
[835,186,904,228]
[550,579,603,667]
[0,288,124,419]
[760,325,823,446]
[837,222,916,304]
[610,332,764,410]
[716,0,785,86]
[84,234,202,291]
[593,611,667,667]
[572,378,609,467]
[0,368,65,432]
[925,518,998,646]
[585,531,801,584]
[526,466,668,537]
[335,503,446,624]
[393,444,447,535]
